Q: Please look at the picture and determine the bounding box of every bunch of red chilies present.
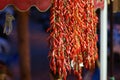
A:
[48,0,98,80]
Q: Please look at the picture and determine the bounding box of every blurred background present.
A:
[0,6,50,80]
[0,2,120,80]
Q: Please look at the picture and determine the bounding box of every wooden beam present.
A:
[16,11,31,80]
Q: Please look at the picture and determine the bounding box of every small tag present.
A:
[79,63,84,67]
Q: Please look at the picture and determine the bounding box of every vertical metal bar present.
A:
[100,0,107,80]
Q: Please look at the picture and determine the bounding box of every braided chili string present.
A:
[48,0,98,80]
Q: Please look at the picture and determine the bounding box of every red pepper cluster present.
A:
[48,0,98,80]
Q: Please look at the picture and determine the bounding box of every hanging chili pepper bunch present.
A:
[48,0,98,80]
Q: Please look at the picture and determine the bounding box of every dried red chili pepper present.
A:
[48,0,98,80]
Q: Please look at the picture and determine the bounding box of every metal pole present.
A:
[100,0,107,80]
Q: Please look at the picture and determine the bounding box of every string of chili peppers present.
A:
[48,0,98,80]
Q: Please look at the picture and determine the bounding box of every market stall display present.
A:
[47,0,103,80]
[0,0,108,80]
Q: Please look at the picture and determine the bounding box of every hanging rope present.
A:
[3,12,15,35]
